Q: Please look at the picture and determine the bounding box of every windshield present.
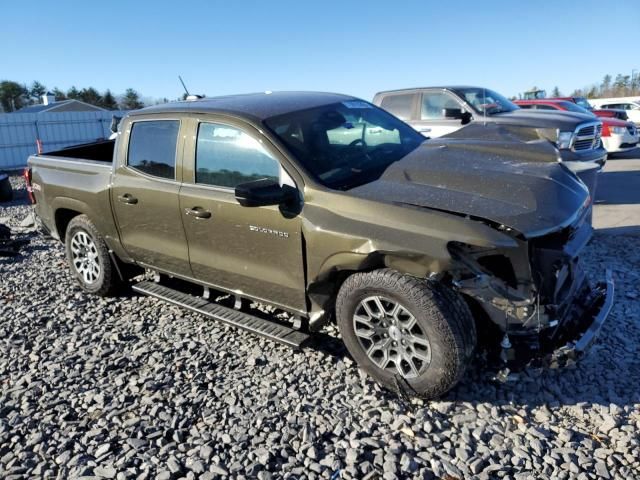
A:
[452,87,519,115]
[574,97,593,110]
[264,101,424,190]
[559,101,596,116]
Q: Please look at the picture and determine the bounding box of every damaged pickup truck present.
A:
[27,92,614,398]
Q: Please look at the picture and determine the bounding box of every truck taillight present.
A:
[24,167,36,204]
[601,123,610,137]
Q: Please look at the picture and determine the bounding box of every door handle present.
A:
[118,193,138,204]
[185,207,212,219]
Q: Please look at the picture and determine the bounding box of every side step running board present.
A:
[132,280,310,349]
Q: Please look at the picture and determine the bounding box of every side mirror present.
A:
[235,178,294,207]
[110,115,122,134]
[443,108,463,119]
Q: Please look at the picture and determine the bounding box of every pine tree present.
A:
[551,86,561,97]
[101,90,118,110]
[67,86,81,99]
[0,81,28,112]
[79,87,102,106]
[600,75,612,97]
[52,87,67,101]
[29,81,47,104]
[120,88,144,110]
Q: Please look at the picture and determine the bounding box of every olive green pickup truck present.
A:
[27,92,614,398]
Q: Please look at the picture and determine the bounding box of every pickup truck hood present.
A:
[347,136,589,238]
[481,109,597,130]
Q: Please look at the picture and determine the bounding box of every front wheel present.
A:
[65,215,122,296]
[335,269,477,399]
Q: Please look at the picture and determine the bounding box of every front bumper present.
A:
[545,269,614,367]
[560,145,607,167]
[501,269,615,371]
[602,133,639,153]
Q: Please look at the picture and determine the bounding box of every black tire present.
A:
[335,268,476,399]
[0,176,13,202]
[64,214,122,296]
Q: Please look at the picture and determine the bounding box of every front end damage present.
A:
[447,211,614,372]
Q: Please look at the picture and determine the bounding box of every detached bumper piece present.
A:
[546,269,615,368]
[133,280,310,349]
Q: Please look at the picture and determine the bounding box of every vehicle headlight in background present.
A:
[609,126,626,135]
[557,131,574,149]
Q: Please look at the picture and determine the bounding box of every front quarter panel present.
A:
[302,188,517,284]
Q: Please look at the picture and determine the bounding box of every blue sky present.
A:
[2,0,638,102]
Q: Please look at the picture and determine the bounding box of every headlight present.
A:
[557,131,574,149]
[610,126,626,135]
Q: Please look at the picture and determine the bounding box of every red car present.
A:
[546,96,629,121]
[514,99,638,153]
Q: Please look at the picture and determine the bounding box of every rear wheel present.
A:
[336,268,476,399]
[65,215,122,296]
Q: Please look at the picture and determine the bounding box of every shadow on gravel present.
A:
[305,332,350,360]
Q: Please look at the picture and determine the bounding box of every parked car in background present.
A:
[589,98,640,125]
[545,96,594,111]
[515,99,638,154]
[545,96,631,121]
[372,86,606,198]
[26,92,614,399]
[590,109,629,122]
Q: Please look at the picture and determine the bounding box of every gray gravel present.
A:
[1,175,639,479]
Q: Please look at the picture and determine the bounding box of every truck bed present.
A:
[28,142,119,248]
[43,139,115,163]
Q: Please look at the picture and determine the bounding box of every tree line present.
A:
[520,72,640,100]
[0,80,147,112]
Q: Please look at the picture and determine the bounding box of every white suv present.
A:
[589,99,640,126]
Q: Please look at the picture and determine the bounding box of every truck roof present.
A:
[374,86,480,95]
[133,91,357,121]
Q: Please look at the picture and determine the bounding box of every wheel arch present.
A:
[54,207,83,242]
[307,250,452,326]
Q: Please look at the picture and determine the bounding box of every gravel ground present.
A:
[1,176,639,480]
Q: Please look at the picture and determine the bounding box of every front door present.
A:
[412,90,469,138]
[111,117,192,277]
[179,119,306,313]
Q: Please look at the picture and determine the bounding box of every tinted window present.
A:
[196,123,279,188]
[559,101,591,114]
[536,104,557,110]
[421,92,462,119]
[128,120,179,179]
[379,94,414,120]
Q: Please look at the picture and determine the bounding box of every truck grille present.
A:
[572,122,602,151]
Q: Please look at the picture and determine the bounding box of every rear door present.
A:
[111,116,192,276]
[179,116,307,312]
[376,92,421,129]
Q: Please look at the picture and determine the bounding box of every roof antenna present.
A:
[179,75,203,101]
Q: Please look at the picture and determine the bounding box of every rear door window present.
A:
[195,122,279,188]
[379,94,415,120]
[128,120,180,179]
